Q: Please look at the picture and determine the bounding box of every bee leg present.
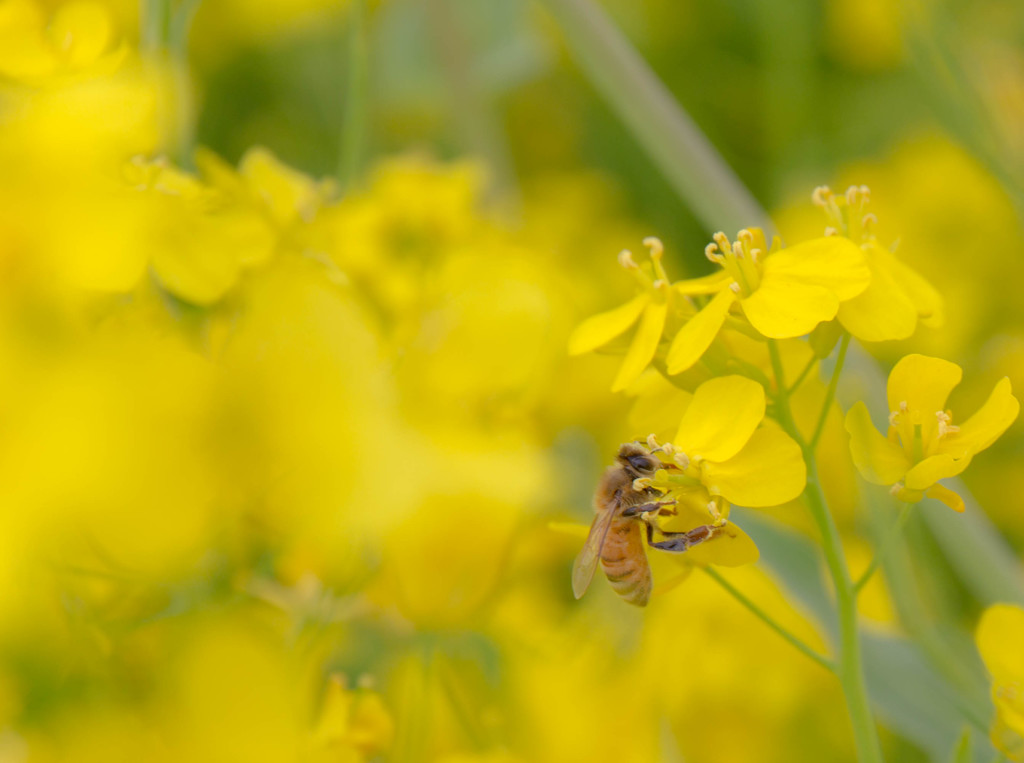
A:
[621,499,676,518]
[645,522,718,553]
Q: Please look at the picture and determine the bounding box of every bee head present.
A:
[616,442,658,477]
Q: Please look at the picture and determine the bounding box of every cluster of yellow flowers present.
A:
[570,183,1021,758]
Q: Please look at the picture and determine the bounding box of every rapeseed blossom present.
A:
[667,228,869,372]
[812,186,943,342]
[845,354,1019,510]
[568,237,674,391]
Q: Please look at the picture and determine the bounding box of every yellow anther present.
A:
[889,482,905,496]
[749,248,761,263]
[713,231,731,250]
[673,452,691,470]
[732,241,745,258]
[705,242,723,262]
[862,213,877,230]
[633,477,652,491]
[646,433,660,450]
[618,250,638,269]
[356,673,376,690]
[737,229,754,244]
[824,226,838,237]
[812,186,833,206]
[706,499,728,524]
[643,236,664,259]
[728,281,741,294]
[888,410,901,427]
[936,410,960,438]
[899,401,909,412]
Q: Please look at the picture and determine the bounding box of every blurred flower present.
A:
[0,0,127,84]
[976,603,1024,761]
[845,354,1019,510]
[666,228,868,373]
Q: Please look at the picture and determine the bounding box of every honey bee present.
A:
[572,442,724,606]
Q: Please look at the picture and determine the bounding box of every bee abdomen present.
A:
[600,519,651,606]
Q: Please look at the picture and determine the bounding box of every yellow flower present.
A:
[568,238,673,392]
[813,185,943,342]
[657,375,807,507]
[845,354,1019,511]
[665,227,869,373]
[976,604,1024,761]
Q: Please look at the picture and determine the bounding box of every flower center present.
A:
[813,185,875,242]
[619,237,673,303]
[704,229,765,298]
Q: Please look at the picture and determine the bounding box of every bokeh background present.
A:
[1,0,1023,761]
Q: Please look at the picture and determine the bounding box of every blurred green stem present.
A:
[426,0,518,206]
[873,498,991,731]
[770,339,884,763]
[853,503,914,595]
[540,0,771,234]
[140,0,199,164]
[808,332,850,453]
[339,0,369,189]
[140,0,170,54]
[703,566,833,671]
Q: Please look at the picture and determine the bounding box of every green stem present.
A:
[140,0,170,54]
[339,0,369,189]
[808,332,850,453]
[771,338,884,763]
[853,503,914,595]
[425,0,518,205]
[140,0,198,163]
[803,464,885,763]
[872,498,992,732]
[786,353,818,395]
[703,566,833,671]
[539,0,771,234]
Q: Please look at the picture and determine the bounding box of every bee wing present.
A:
[571,507,618,599]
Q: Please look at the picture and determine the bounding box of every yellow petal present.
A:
[674,270,733,295]
[674,375,765,462]
[837,254,918,342]
[977,604,1024,681]
[611,299,668,392]
[844,401,911,485]
[925,483,965,513]
[937,377,1020,459]
[685,522,760,567]
[740,278,837,338]
[240,147,322,226]
[904,453,970,491]
[886,354,962,445]
[702,424,807,507]
[761,236,870,301]
[568,294,647,355]
[666,288,735,373]
[151,221,243,305]
[880,245,945,328]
